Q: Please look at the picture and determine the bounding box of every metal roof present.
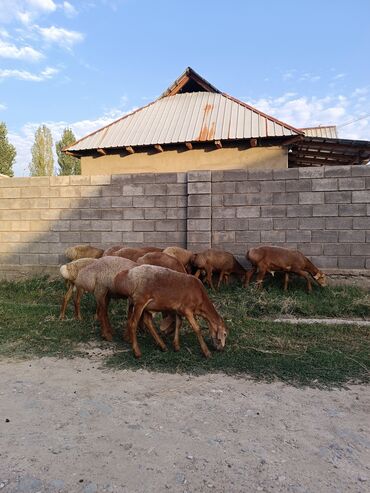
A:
[301,126,338,139]
[67,92,301,152]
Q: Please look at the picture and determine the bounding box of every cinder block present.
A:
[325,191,351,204]
[39,254,59,266]
[155,220,179,232]
[311,230,338,243]
[101,209,121,220]
[101,185,122,197]
[248,218,273,230]
[224,218,249,231]
[155,172,178,184]
[213,207,236,218]
[299,217,325,230]
[236,206,261,218]
[273,168,299,180]
[212,182,236,194]
[123,184,145,196]
[50,176,69,186]
[287,205,312,217]
[299,167,324,179]
[351,243,370,256]
[187,231,212,244]
[324,244,351,256]
[155,196,178,208]
[247,193,273,205]
[70,176,91,186]
[273,192,298,205]
[339,230,365,243]
[144,208,167,220]
[188,206,211,219]
[338,178,365,190]
[325,217,352,230]
[351,165,370,176]
[19,254,39,265]
[312,204,338,217]
[0,254,20,265]
[101,232,122,243]
[248,169,273,180]
[143,232,165,243]
[299,192,324,204]
[286,230,311,243]
[309,256,338,268]
[167,208,187,220]
[235,181,260,193]
[223,169,248,181]
[189,194,211,207]
[224,194,249,206]
[70,220,91,232]
[339,204,367,216]
[121,232,144,243]
[0,188,21,198]
[187,219,211,231]
[166,231,187,244]
[338,257,365,269]
[176,173,187,183]
[211,171,224,182]
[260,180,286,193]
[130,173,155,184]
[60,232,81,243]
[50,221,70,232]
[353,217,370,229]
[133,196,155,207]
[123,209,144,220]
[90,175,111,185]
[212,218,225,230]
[324,166,351,178]
[212,231,235,243]
[187,182,211,194]
[39,232,60,243]
[312,179,338,191]
[81,209,102,220]
[297,243,323,256]
[91,197,113,208]
[92,221,112,232]
[133,220,155,232]
[10,221,29,232]
[30,221,52,232]
[167,183,186,196]
[261,206,286,217]
[112,220,133,231]
[286,179,311,192]
[111,174,133,184]
[188,170,211,182]
[261,230,285,242]
[273,218,298,230]
[352,190,370,203]
[235,231,261,243]
[59,187,82,198]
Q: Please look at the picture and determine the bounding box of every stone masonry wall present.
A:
[0,165,369,279]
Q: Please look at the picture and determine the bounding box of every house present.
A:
[65,67,370,175]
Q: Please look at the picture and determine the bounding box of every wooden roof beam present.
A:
[154,144,164,152]
[185,142,193,150]
[126,146,135,154]
[215,140,222,149]
[97,148,107,156]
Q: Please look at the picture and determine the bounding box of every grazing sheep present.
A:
[163,246,193,272]
[59,258,97,320]
[246,246,327,292]
[137,251,187,273]
[102,245,126,257]
[64,244,104,261]
[191,249,246,289]
[113,246,163,262]
[114,265,228,359]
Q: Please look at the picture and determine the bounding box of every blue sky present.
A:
[1,0,370,176]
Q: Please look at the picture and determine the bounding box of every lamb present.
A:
[113,246,163,262]
[69,256,167,351]
[191,248,246,289]
[114,265,228,359]
[64,244,104,261]
[137,251,187,273]
[162,246,193,272]
[102,245,126,257]
[59,258,98,320]
[246,246,327,292]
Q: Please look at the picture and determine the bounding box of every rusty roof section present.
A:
[301,126,338,139]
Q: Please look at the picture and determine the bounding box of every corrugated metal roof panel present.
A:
[301,126,338,139]
[68,92,301,151]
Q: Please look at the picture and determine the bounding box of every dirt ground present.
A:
[0,357,369,493]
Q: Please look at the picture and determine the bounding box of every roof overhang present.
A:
[289,137,370,167]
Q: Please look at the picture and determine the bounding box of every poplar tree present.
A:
[56,128,80,175]
[29,124,54,176]
[0,122,16,177]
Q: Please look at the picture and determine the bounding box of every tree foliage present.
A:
[56,128,80,175]
[29,125,54,176]
[0,122,16,177]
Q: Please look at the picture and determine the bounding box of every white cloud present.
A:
[0,39,44,61]
[0,66,59,81]
[26,0,57,12]
[62,1,78,17]
[0,103,7,111]
[37,25,84,48]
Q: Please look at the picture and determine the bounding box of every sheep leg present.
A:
[194,269,201,279]
[283,272,289,291]
[173,315,182,352]
[123,303,133,342]
[205,266,215,290]
[96,291,113,341]
[244,267,256,287]
[73,286,84,321]
[142,312,167,352]
[295,270,312,293]
[217,271,224,290]
[60,281,73,320]
[185,312,211,358]
[126,303,148,358]
[255,269,266,290]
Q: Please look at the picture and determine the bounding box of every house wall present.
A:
[0,165,369,280]
[80,146,287,175]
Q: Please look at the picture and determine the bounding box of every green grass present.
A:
[0,275,369,387]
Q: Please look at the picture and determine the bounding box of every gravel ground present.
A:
[0,357,369,493]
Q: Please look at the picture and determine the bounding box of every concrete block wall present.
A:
[0,164,369,279]
[211,165,370,269]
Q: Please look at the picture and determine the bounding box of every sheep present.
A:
[59,258,98,320]
[191,248,246,290]
[64,244,104,261]
[162,246,193,272]
[70,257,167,351]
[113,246,163,262]
[114,265,228,359]
[102,245,126,257]
[137,251,187,273]
[245,246,327,292]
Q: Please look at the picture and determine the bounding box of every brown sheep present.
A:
[70,256,166,351]
[163,246,193,272]
[137,251,187,273]
[64,244,104,261]
[102,245,126,257]
[246,246,327,292]
[59,258,98,320]
[113,246,163,262]
[114,265,228,359]
[191,249,246,289]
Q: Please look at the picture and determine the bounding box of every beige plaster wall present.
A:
[81,146,287,175]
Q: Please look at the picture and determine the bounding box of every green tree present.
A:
[29,124,54,176]
[56,127,80,175]
[0,122,16,177]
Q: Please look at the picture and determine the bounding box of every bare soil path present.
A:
[0,357,369,493]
